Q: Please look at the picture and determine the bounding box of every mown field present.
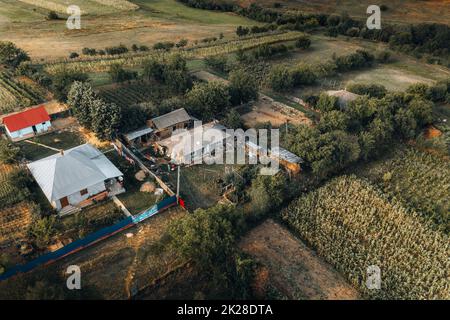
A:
[248,34,450,97]
[0,0,258,60]
[281,175,449,300]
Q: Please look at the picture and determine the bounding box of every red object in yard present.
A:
[3,105,50,132]
[179,198,186,209]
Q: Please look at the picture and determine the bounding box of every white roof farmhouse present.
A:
[27,144,123,203]
[151,108,191,130]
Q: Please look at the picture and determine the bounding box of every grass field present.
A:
[1,0,258,60]
[16,130,86,161]
[274,35,450,97]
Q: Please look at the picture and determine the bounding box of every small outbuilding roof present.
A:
[326,90,360,108]
[124,127,154,141]
[271,146,303,164]
[27,144,122,203]
[3,105,50,132]
[151,108,191,130]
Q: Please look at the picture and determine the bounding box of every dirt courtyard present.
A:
[240,219,359,300]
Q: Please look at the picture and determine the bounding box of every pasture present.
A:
[0,0,258,61]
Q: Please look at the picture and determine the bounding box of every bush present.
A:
[47,11,59,20]
[267,65,293,92]
[0,139,20,164]
[69,52,79,59]
[0,41,30,68]
[295,36,311,49]
[347,83,387,98]
[153,42,175,51]
[105,44,128,55]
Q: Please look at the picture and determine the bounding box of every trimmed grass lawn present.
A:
[167,164,241,210]
[16,130,86,161]
[117,191,159,215]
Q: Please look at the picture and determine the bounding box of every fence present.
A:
[0,195,177,282]
[112,139,175,196]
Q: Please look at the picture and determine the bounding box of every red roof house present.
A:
[2,106,52,141]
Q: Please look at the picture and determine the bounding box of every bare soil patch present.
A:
[240,219,360,300]
[242,96,312,128]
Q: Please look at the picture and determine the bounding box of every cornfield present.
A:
[281,175,449,299]
[0,71,45,115]
[355,147,450,233]
[43,32,304,74]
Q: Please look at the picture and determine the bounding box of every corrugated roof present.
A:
[271,146,303,164]
[27,144,123,203]
[124,127,154,141]
[151,108,190,130]
[3,105,50,132]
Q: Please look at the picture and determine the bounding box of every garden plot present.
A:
[0,202,33,246]
[0,71,45,115]
[0,206,186,299]
[241,96,312,128]
[240,219,359,300]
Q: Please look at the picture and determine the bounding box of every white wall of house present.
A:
[6,120,51,140]
[55,181,106,210]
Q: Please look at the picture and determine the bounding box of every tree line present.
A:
[283,85,439,178]
[177,1,450,64]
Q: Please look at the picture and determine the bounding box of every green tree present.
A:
[29,216,57,249]
[223,109,243,129]
[228,68,258,105]
[248,174,286,218]
[295,36,311,49]
[267,65,293,92]
[51,70,88,102]
[408,97,433,127]
[91,100,122,140]
[187,81,231,120]
[395,108,417,139]
[0,41,30,68]
[316,93,339,112]
[167,204,245,269]
[317,110,349,132]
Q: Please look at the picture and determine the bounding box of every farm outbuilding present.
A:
[326,90,360,109]
[270,146,303,175]
[27,144,124,214]
[124,127,154,147]
[148,108,193,140]
[2,105,51,141]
